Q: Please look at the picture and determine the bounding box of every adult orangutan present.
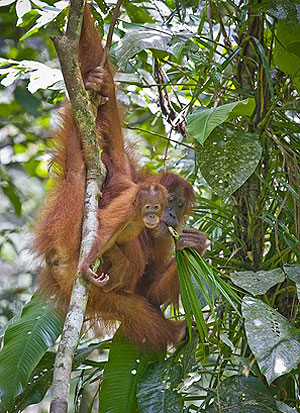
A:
[34,2,207,351]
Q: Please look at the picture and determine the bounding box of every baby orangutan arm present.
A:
[78,183,167,287]
[100,244,129,292]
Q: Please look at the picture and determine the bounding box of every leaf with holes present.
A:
[206,376,278,412]
[230,269,285,296]
[242,297,300,384]
[195,126,262,198]
[137,360,183,413]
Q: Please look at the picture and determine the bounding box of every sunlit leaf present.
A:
[186,98,255,145]
[0,58,63,93]
[16,0,31,25]
[230,269,285,296]
[19,0,68,40]
[115,29,172,69]
[242,297,300,384]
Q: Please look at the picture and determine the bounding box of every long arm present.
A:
[34,3,129,272]
[33,107,85,266]
[79,4,127,158]
[78,185,139,282]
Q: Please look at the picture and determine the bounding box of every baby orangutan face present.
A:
[137,183,168,229]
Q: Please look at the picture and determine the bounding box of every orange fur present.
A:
[34,3,206,351]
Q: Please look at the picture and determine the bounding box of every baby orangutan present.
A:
[78,182,167,289]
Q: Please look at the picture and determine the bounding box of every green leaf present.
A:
[175,246,241,341]
[0,0,16,6]
[186,98,255,145]
[99,330,162,413]
[94,0,108,14]
[208,376,278,412]
[0,295,64,410]
[283,264,300,284]
[14,87,40,116]
[0,58,63,93]
[115,29,172,69]
[283,264,300,300]
[230,269,285,296]
[276,401,298,412]
[175,249,208,341]
[125,3,154,24]
[247,0,300,25]
[252,37,275,103]
[181,330,198,376]
[137,361,183,413]
[0,165,22,216]
[20,1,68,41]
[12,352,55,412]
[242,297,300,384]
[274,19,300,89]
[195,126,262,198]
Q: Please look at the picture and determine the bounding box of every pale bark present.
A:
[49,0,105,411]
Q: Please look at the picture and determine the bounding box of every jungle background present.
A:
[0,0,300,411]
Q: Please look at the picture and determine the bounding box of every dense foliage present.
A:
[0,0,300,411]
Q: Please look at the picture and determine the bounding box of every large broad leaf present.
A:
[207,376,289,412]
[115,29,172,69]
[248,0,300,25]
[11,341,104,412]
[283,264,300,284]
[242,297,300,384]
[274,19,300,91]
[276,401,298,412]
[19,1,68,39]
[186,98,255,145]
[137,361,183,413]
[99,330,162,413]
[0,58,63,93]
[195,126,262,198]
[0,295,64,410]
[11,352,55,412]
[284,264,300,300]
[230,269,285,296]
